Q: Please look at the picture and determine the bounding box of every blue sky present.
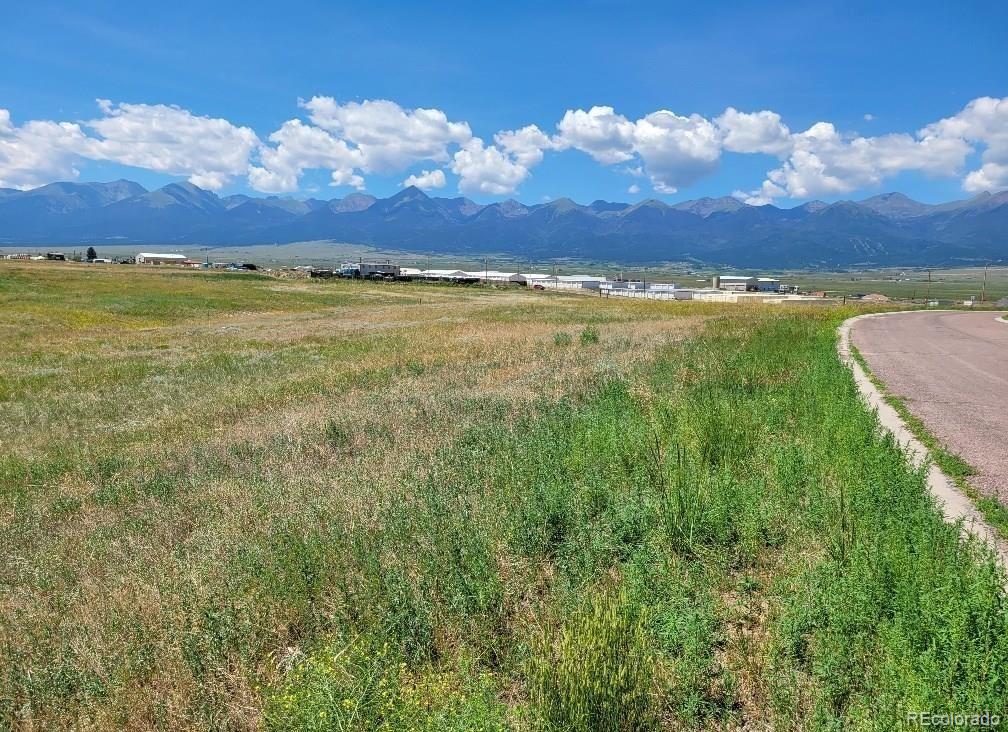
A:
[1,0,1006,205]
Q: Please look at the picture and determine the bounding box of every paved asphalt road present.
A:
[851,311,1008,504]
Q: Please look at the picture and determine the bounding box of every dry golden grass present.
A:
[0,261,713,729]
[7,263,1003,731]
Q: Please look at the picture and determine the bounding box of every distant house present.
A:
[136,252,187,265]
[45,252,66,261]
[756,277,781,292]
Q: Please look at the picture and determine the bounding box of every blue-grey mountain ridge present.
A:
[2,180,1006,267]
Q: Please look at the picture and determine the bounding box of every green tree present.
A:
[86,246,97,261]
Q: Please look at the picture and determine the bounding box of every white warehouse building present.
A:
[716,275,756,291]
[510,273,551,286]
[464,270,516,284]
[539,275,607,290]
[714,275,783,292]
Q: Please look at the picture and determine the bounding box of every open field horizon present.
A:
[2,261,1007,730]
[5,2,1008,727]
[3,246,1007,304]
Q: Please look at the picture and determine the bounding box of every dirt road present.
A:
[851,310,1008,503]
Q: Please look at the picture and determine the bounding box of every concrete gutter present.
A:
[838,312,1008,570]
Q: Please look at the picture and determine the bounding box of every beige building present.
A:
[136,252,187,265]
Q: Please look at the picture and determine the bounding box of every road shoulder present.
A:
[838,312,1008,571]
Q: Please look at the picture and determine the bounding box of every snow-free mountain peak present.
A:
[1,178,1005,268]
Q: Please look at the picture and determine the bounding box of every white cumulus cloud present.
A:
[555,98,1008,201]
[451,138,531,195]
[920,96,1008,192]
[494,124,556,167]
[0,101,261,192]
[963,163,1008,193]
[248,119,363,193]
[632,110,721,193]
[556,105,721,194]
[0,110,91,189]
[3,95,1008,201]
[748,121,973,201]
[402,168,446,190]
[716,107,792,155]
[555,106,636,164]
[301,97,471,174]
[86,100,260,190]
[329,168,365,190]
[249,97,476,192]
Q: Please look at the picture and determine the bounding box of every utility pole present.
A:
[926,269,931,302]
[484,257,488,286]
[981,263,988,303]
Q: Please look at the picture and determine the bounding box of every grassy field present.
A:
[2,261,1007,731]
[778,266,1008,304]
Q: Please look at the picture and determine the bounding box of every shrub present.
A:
[265,638,507,732]
[324,420,351,450]
[580,326,600,345]
[527,591,657,731]
[554,331,573,346]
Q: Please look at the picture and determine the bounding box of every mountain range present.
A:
[1,180,1006,267]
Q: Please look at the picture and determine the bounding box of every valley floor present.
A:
[1,262,1006,730]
